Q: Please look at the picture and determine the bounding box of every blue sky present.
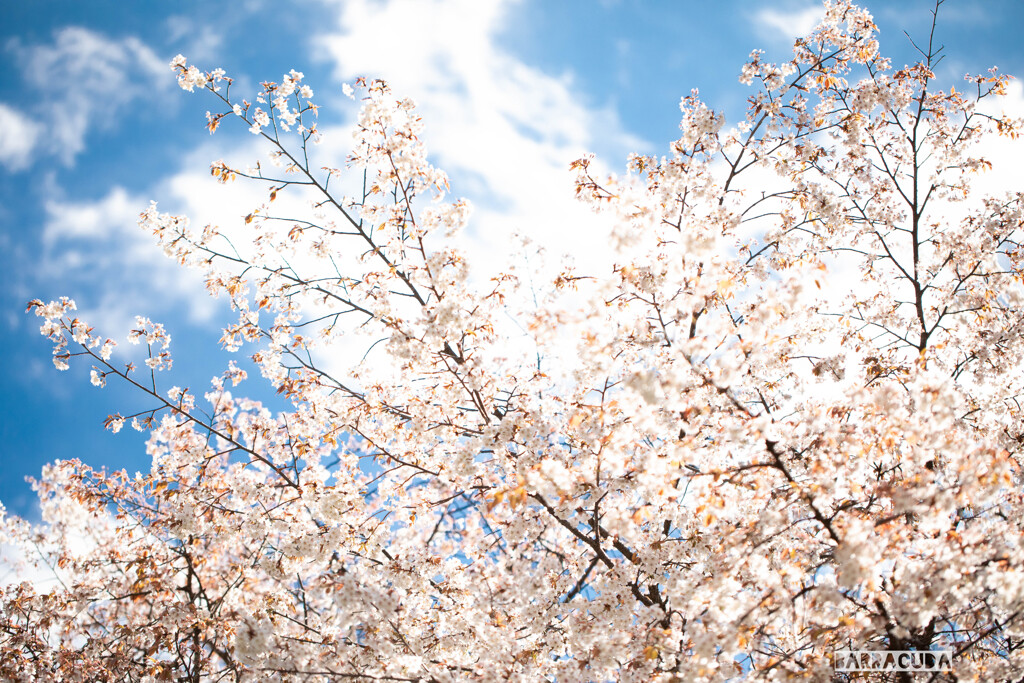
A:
[2,0,1023,519]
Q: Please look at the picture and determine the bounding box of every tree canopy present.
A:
[4,2,1024,680]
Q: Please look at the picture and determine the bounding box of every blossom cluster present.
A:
[5,3,1024,681]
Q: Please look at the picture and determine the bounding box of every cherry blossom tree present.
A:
[4,1,1024,680]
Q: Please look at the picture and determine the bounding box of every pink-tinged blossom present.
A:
[7,3,1024,681]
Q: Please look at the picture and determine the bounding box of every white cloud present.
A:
[0,104,41,171]
[313,0,647,269]
[7,27,168,167]
[44,186,138,247]
[974,79,1024,196]
[163,16,223,64]
[37,132,331,341]
[42,183,220,336]
[751,3,824,45]
[31,0,654,359]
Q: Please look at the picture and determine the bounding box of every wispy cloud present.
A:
[41,182,221,336]
[0,104,41,171]
[163,16,223,64]
[313,0,646,264]
[30,0,655,347]
[751,3,824,46]
[5,27,168,168]
[973,79,1024,196]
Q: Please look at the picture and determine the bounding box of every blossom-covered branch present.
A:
[4,1,1024,681]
